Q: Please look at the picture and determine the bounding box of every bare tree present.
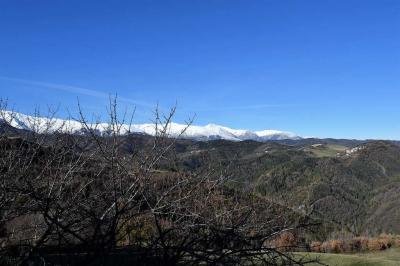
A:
[0,98,321,265]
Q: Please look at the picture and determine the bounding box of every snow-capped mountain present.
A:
[0,111,301,141]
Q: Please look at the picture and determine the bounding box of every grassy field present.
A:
[302,144,348,158]
[297,248,400,266]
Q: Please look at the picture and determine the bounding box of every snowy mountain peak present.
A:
[255,130,300,140]
[0,110,302,142]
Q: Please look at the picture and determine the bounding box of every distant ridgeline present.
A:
[0,110,301,141]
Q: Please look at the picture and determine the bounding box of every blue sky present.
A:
[0,0,399,139]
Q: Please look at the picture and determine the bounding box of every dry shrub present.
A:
[274,231,297,251]
[348,237,361,252]
[310,241,322,252]
[378,236,391,249]
[320,241,330,253]
[367,238,387,251]
[329,239,345,253]
[378,233,396,248]
[395,238,400,247]
[310,235,400,254]
[352,236,369,252]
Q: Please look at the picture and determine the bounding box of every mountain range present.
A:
[0,110,301,141]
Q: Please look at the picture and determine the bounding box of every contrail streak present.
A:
[0,76,154,108]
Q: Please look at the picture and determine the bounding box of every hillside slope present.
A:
[170,139,400,235]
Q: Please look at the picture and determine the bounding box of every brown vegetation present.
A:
[272,231,298,252]
[309,234,400,254]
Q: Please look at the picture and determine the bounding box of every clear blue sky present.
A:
[0,0,399,139]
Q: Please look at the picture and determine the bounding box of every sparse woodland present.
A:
[0,99,319,265]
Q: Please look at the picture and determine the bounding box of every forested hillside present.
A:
[166,137,400,236]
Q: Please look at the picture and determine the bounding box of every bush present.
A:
[329,239,345,253]
[352,236,369,252]
[310,241,322,252]
[367,238,387,251]
[379,233,397,248]
[274,232,297,251]
[320,241,331,253]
